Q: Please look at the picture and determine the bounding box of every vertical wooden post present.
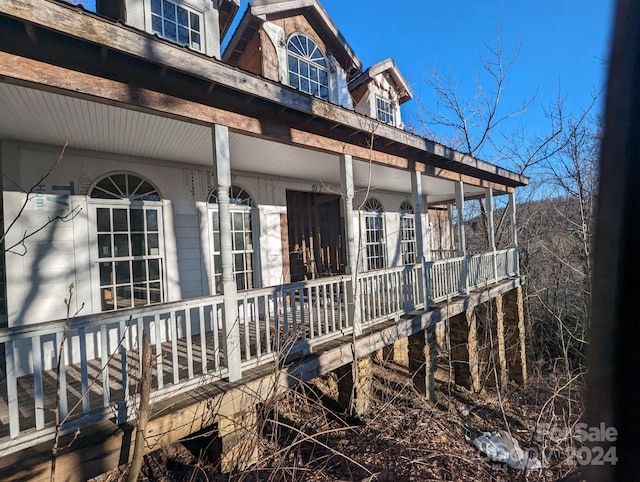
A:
[408,325,437,401]
[212,125,242,382]
[340,154,362,336]
[217,409,260,473]
[509,192,519,276]
[485,188,498,282]
[454,181,468,293]
[411,171,426,305]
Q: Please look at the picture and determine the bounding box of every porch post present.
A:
[340,154,362,335]
[485,187,498,282]
[411,170,426,306]
[212,125,242,382]
[509,191,520,276]
[454,181,468,293]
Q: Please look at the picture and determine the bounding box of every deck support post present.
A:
[408,325,437,401]
[390,337,409,367]
[502,286,528,383]
[454,181,468,293]
[216,408,260,473]
[485,187,498,282]
[449,307,481,392]
[336,356,372,416]
[212,125,242,382]
[480,295,509,390]
[340,153,362,336]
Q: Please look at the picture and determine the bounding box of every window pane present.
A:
[151,0,161,15]
[213,232,220,251]
[211,211,219,230]
[289,73,299,89]
[177,6,188,26]
[114,234,130,257]
[130,209,144,231]
[97,208,110,232]
[132,260,146,283]
[133,284,148,306]
[320,86,329,99]
[113,209,128,231]
[233,212,243,229]
[163,0,175,20]
[131,233,145,256]
[300,78,309,93]
[101,287,114,311]
[152,14,163,34]
[116,286,132,309]
[164,20,177,40]
[111,174,127,195]
[234,253,244,272]
[99,262,112,286]
[178,26,189,45]
[146,210,158,231]
[191,32,201,50]
[190,12,200,31]
[149,283,161,303]
[300,61,309,77]
[98,234,112,258]
[236,272,245,290]
[148,259,160,280]
[234,231,244,250]
[147,234,159,255]
[115,261,130,284]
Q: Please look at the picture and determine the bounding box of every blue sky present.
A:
[314,0,613,160]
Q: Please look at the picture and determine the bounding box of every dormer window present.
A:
[287,33,329,99]
[151,0,203,52]
[376,96,395,125]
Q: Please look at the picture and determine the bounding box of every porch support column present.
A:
[216,408,260,473]
[340,153,362,335]
[336,356,373,417]
[212,125,242,382]
[480,295,509,390]
[454,181,469,293]
[449,307,481,392]
[485,187,498,282]
[411,171,426,306]
[503,286,528,383]
[408,325,437,401]
[509,191,520,276]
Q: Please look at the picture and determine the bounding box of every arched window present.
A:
[287,33,329,99]
[209,186,255,293]
[90,173,164,311]
[400,201,416,265]
[364,198,385,270]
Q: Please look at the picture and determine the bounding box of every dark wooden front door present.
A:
[285,190,345,282]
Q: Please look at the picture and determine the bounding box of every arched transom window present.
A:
[400,201,416,265]
[364,198,385,270]
[209,186,255,293]
[287,33,329,99]
[90,173,164,311]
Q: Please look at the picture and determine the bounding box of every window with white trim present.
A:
[376,96,395,125]
[400,201,416,265]
[287,33,329,99]
[209,186,255,293]
[364,198,386,270]
[151,0,203,52]
[90,173,164,311]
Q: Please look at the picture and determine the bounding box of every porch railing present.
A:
[358,264,425,326]
[0,249,518,455]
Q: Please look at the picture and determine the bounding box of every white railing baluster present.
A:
[5,341,19,438]
[79,327,90,414]
[100,323,110,408]
[118,320,128,409]
[169,313,179,385]
[199,305,207,374]
[185,309,193,379]
[263,294,270,355]
[31,337,44,430]
[56,330,68,420]
[154,313,163,389]
[212,305,221,371]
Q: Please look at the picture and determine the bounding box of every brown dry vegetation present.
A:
[93,357,584,482]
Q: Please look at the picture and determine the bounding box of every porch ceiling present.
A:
[0,82,483,203]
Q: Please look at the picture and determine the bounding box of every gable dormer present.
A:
[120,0,239,58]
[349,58,413,129]
[223,0,362,109]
